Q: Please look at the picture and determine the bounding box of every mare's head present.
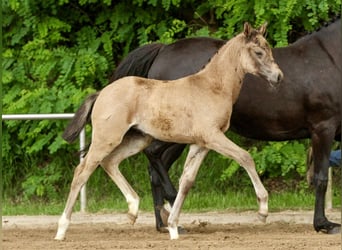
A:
[239,22,283,87]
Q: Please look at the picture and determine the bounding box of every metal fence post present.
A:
[2,114,87,211]
[79,128,87,212]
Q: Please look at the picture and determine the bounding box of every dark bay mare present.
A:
[66,18,341,234]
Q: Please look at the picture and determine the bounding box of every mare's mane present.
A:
[110,43,164,81]
[290,15,340,45]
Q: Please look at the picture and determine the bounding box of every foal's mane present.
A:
[197,30,261,73]
[199,33,245,70]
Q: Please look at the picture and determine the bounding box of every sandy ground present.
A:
[2,210,341,250]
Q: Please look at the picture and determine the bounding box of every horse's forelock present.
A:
[244,29,264,44]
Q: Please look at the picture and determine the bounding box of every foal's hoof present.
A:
[54,236,65,241]
[257,213,268,223]
[127,213,137,225]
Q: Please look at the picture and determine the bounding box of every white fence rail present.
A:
[2,114,87,212]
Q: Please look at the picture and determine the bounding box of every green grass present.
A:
[3,189,340,215]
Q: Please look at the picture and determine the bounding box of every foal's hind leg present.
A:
[206,132,268,220]
[55,128,127,240]
[101,131,153,224]
[55,146,109,240]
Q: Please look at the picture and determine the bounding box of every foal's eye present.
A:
[254,51,264,58]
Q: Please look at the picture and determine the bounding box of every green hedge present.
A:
[2,0,341,201]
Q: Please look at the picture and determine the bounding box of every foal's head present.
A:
[240,22,283,87]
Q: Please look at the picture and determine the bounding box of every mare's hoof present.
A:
[327,226,341,234]
[319,224,341,235]
[158,226,169,233]
[158,226,187,234]
[257,213,268,223]
[177,226,187,234]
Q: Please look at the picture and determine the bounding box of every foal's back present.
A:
[97,71,231,145]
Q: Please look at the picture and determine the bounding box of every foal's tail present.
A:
[62,92,99,143]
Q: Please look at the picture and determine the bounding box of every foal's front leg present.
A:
[206,132,268,220]
[168,144,209,240]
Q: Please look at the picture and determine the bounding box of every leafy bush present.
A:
[2,0,340,201]
[221,140,308,183]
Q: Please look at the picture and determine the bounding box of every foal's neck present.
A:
[195,34,246,101]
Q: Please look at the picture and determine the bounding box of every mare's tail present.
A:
[109,43,164,81]
[62,93,99,143]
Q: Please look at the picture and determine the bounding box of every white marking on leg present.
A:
[167,145,209,240]
[54,212,70,240]
[163,202,172,213]
[256,187,268,219]
[168,224,179,240]
[160,202,172,226]
[127,194,139,223]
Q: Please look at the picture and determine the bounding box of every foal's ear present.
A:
[243,22,252,38]
[259,22,268,36]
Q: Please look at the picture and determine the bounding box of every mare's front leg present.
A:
[168,144,209,239]
[144,141,186,231]
[311,130,341,234]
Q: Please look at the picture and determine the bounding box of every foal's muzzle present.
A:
[267,68,283,89]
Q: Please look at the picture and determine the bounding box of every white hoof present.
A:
[54,233,65,241]
[168,226,179,240]
[55,213,70,241]
[257,212,268,223]
[127,195,139,222]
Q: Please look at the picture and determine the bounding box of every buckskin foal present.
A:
[55,22,283,240]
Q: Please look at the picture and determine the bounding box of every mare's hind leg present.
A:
[101,131,153,224]
[206,132,268,219]
[144,141,185,231]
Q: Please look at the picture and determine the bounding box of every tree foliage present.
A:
[2,0,341,200]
